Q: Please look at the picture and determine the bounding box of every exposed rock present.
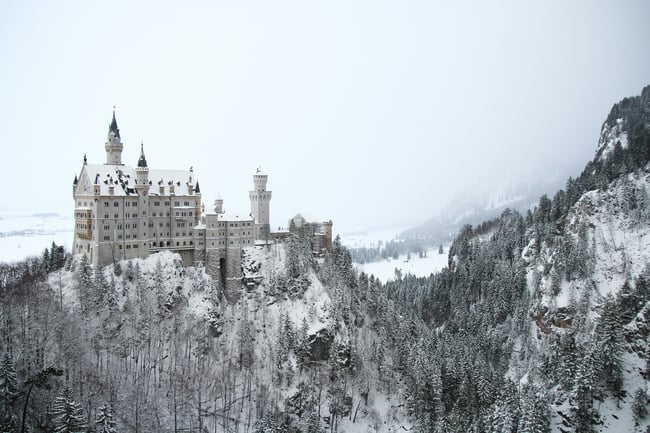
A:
[308,328,333,361]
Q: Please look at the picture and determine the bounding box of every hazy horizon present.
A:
[2,1,649,233]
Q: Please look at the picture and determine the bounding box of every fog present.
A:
[1,0,649,234]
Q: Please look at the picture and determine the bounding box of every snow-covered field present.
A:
[356,249,449,282]
[0,210,73,262]
[339,225,449,282]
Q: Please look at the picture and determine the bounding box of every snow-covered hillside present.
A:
[522,168,650,433]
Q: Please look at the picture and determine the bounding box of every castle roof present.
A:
[109,110,120,139]
[137,142,148,168]
[78,163,196,197]
[217,213,254,222]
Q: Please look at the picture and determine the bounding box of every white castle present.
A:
[72,111,288,292]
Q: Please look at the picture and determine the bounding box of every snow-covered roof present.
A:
[77,164,196,197]
[217,213,253,222]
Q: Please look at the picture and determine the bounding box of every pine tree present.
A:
[51,387,87,433]
[303,411,323,433]
[0,353,18,431]
[95,403,117,433]
[569,350,600,433]
[594,294,624,395]
[76,254,93,314]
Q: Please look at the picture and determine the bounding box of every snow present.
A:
[0,210,73,262]
[339,226,403,249]
[595,117,629,161]
[356,248,449,282]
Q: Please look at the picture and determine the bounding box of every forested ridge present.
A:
[1,87,650,433]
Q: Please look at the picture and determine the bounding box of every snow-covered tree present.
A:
[0,353,18,432]
[51,387,87,433]
[94,403,117,433]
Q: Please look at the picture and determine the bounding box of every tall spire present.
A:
[109,107,120,139]
[137,142,148,168]
[105,108,124,165]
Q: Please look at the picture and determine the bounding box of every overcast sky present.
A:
[1,0,648,233]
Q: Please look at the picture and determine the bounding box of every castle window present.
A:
[189,211,192,216]
[153,242,157,247]
[104,201,109,207]
[174,201,180,206]
[184,201,189,206]
[119,245,122,249]
[104,213,109,219]
[183,241,186,246]
[118,234,123,240]
[133,244,138,249]
[164,201,170,206]
[125,202,130,207]
[103,236,110,241]
[114,202,119,207]
[114,214,118,219]
[132,201,137,207]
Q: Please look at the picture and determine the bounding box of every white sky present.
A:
[1,0,648,233]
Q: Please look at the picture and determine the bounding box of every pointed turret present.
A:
[135,142,150,188]
[195,181,200,194]
[109,109,120,139]
[105,109,124,165]
[137,142,148,168]
[73,174,78,185]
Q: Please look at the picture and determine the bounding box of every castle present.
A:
[72,111,332,292]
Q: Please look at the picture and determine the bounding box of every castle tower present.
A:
[135,142,150,256]
[214,194,224,214]
[135,142,149,185]
[249,168,272,240]
[105,110,124,165]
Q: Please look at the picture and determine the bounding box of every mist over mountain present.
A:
[400,159,584,243]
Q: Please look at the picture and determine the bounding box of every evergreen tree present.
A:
[303,410,323,433]
[51,387,87,433]
[569,350,600,433]
[76,254,93,314]
[95,403,117,433]
[594,294,624,395]
[0,353,18,431]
